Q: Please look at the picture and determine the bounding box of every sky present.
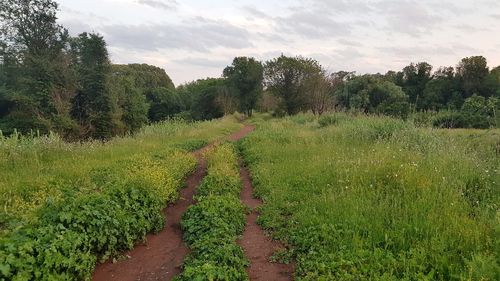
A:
[57,0,500,86]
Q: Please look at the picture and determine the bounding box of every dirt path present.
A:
[239,164,295,280]
[92,125,256,281]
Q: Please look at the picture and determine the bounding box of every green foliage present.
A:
[174,139,208,152]
[111,64,179,124]
[223,57,263,116]
[177,143,248,281]
[0,117,243,280]
[241,114,499,280]
[70,32,117,139]
[431,95,499,129]
[264,55,323,115]
[0,183,163,280]
[336,75,411,118]
[177,78,226,121]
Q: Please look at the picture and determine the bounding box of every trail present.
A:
[92,125,255,281]
[238,164,295,281]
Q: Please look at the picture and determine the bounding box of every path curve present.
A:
[92,125,255,281]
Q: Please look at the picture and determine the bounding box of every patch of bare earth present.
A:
[92,125,256,281]
[238,163,295,281]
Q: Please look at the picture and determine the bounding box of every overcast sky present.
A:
[57,0,500,86]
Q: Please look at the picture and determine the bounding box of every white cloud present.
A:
[57,0,500,84]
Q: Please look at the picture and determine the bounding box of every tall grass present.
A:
[241,113,499,280]
[0,116,243,235]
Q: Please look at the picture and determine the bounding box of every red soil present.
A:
[92,125,257,281]
[239,166,295,281]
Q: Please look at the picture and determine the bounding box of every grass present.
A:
[0,116,243,234]
[240,113,499,280]
[0,116,243,280]
[177,143,248,281]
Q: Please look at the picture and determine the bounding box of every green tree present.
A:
[400,62,433,109]
[223,57,263,116]
[421,67,461,110]
[146,87,184,122]
[264,55,322,115]
[177,78,225,121]
[70,33,118,139]
[338,75,410,118]
[456,56,490,98]
[108,71,149,133]
[111,64,177,123]
[0,0,76,135]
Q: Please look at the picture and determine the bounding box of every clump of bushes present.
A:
[432,95,499,129]
[176,143,248,281]
[0,183,164,280]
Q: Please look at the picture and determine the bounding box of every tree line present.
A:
[2,1,499,140]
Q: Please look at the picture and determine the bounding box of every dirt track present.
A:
[92,124,293,281]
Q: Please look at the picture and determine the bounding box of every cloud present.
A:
[172,57,230,68]
[276,9,352,39]
[101,17,252,52]
[242,6,270,19]
[60,19,93,35]
[378,45,456,57]
[136,0,177,11]
[373,0,443,36]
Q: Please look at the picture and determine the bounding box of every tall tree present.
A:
[304,71,333,115]
[456,56,490,98]
[421,67,461,110]
[0,0,75,134]
[400,62,432,109]
[223,57,263,116]
[70,33,117,139]
[264,55,322,115]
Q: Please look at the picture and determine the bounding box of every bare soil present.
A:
[239,165,295,281]
[92,125,258,281]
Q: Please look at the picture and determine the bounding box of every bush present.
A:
[432,111,468,128]
[0,183,164,280]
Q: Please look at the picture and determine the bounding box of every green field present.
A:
[0,117,242,280]
[240,113,499,280]
[1,113,499,280]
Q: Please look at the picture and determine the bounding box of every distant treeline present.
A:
[1,1,499,140]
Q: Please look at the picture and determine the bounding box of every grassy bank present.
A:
[240,113,499,280]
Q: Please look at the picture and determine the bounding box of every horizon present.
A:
[57,0,500,86]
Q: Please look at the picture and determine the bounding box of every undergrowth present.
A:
[176,143,248,281]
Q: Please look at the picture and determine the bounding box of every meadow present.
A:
[0,117,242,280]
[240,113,499,280]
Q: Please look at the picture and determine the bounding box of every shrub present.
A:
[0,183,164,280]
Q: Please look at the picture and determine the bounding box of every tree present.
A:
[338,75,410,118]
[111,64,177,124]
[146,87,184,122]
[421,67,461,110]
[70,33,118,139]
[304,71,333,115]
[177,78,225,121]
[264,55,322,115]
[108,71,149,133]
[400,62,433,109]
[456,56,490,98]
[223,57,263,116]
[0,0,76,134]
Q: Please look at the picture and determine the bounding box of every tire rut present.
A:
[238,164,295,281]
[92,125,255,281]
